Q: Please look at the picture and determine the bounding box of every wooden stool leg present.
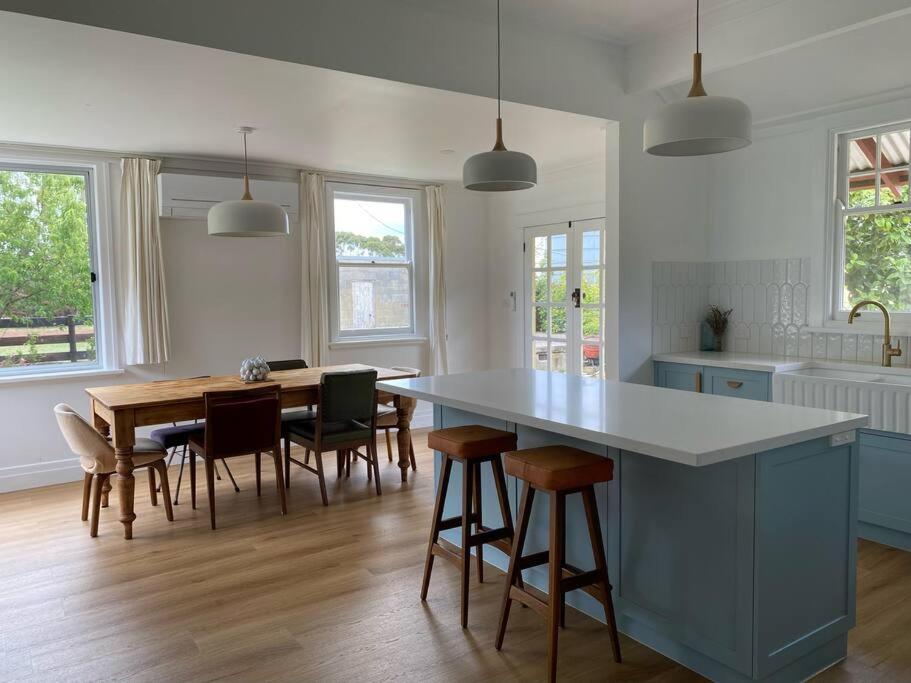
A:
[273,447,287,515]
[81,472,93,521]
[90,474,106,537]
[582,485,622,663]
[154,461,174,522]
[205,457,216,530]
[148,465,158,506]
[460,459,474,628]
[496,481,535,650]
[473,460,483,583]
[421,455,453,601]
[255,452,262,496]
[547,491,565,683]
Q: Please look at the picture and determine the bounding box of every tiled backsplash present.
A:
[652,258,911,366]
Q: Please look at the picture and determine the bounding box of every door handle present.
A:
[571,288,581,308]
[727,380,743,389]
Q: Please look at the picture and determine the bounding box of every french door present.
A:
[524,219,607,378]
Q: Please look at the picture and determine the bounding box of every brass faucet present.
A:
[848,300,902,367]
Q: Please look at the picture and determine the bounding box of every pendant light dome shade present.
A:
[643,95,751,156]
[207,127,289,237]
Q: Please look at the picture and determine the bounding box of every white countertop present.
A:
[652,351,812,372]
[377,368,867,467]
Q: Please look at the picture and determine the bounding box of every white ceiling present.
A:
[0,12,606,181]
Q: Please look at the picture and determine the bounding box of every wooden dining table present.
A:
[85,364,419,539]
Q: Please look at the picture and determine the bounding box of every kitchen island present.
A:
[377,368,868,683]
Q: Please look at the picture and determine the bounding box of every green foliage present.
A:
[844,202,911,310]
[0,170,94,321]
[335,231,405,259]
[531,268,601,338]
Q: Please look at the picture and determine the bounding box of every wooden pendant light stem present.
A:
[492,118,507,151]
[242,175,253,200]
[687,53,707,98]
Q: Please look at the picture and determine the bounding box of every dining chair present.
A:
[188,385,287,529]
[54,403,174,537]
[266,358,316,484]
[376,366,420,470]
[284,369,381,505]
[149,376,241,504]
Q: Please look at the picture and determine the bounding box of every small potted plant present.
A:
[704,305,733,352]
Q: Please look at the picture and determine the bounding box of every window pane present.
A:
[550,271,567,302]
[534,236,548,268]
[582,230,600,266]
[551,234,567,267]
[532,340,548,371]
[338,266,411,331]
[848,174,875,208]
[581,344,601,377]
[848,136,876,173]
[551,306,567,336]
[581,269,601,304]
[533,306,548,335]
[880,170,909,205]
[0,170,96,371]
[549,342,567,373]
[880,130,910,170]
[532,271,548,302]
[844,210,911,311]
[333,197,407,261]
[582,308,601,341]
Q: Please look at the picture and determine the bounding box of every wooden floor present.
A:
[2,431,911,682]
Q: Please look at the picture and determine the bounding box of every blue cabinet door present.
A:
[654,362,702,392]
[702,366,771,402]
[858,430,911,551]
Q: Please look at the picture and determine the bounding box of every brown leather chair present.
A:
[188,385,287,529]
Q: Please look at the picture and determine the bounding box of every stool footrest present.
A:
[468,527,511,548]
[519,550,549,569]
[509,585,549,617]
[561,569,600,593]
[431,542,462,568]
[438,513,479,531]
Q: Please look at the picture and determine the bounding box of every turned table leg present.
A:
[395,395,412,483]
[115,446,137,539]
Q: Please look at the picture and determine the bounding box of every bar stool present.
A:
[421,425,518,628]
[496,445,621,682]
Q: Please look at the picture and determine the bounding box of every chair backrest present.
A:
[391,366,421,419]
[266,359,309,372]
[202,385,281,458]
[54,403,115,471]
[319,370,378,424]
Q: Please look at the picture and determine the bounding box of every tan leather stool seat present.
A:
[428,425,517,460]
[505,446,613,491]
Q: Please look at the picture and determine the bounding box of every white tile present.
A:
[792,283,808,326]
[841,334,857,362]
[725,262,737,285]
[859,334,874,363]
[760,260,773,285]
[785,325,799,356]
[779,283,793,326]
[800,258,811,285]
[798,330,812,358]
[748,323,761,353]
[748,261,761,286]
[813,333,827,359]
[772,323,786,356]
[760,324,773,355]
[754,286,767,323]
[787,258,802,285]
[773,259,787,284]
[767,284,780,324]
[826,334,843,361]
[741,284,755,322]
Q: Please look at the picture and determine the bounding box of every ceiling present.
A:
[0,12,606,181]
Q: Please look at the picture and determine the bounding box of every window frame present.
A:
[325,182,423,343]
[0,153,116,380]
[829,121,911,325]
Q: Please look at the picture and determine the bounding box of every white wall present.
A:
[0,176,489,491]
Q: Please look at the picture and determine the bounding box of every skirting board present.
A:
[0,457,85,494]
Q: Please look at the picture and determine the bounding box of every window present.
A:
[326,183,421,341]
[0,162,105,376]
[833,123,911,317]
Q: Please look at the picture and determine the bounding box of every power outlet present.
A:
[829,431,856,447]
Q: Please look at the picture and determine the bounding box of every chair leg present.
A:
[314,451,329,506]
[460,459,474,629]
[370,441,382,496]
[255,452,261,496]
[546,491,566,683]
[90,474,108,538]
[220,459,240,492]
[272,447,287,515]
[81,472,93,521]
[213,460,222,481]
[304,448,310,465]
[190,450,197,510]
[496,481,535,650]
[174,445,187,505]
[157,446,176,493]
[473,461,483,583]
[421,455,453,601]
[154,461,174,522]
[284,437,292,489]
[100,476,112,508]
[582,486,622,664]
[345,449,351,478]
[336,450,344,478]
[148,465,158,507]
[385,428,393,462]
[409,438,417,471]
[205,457,216,530]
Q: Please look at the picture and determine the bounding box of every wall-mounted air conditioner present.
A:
[157,173,299,222]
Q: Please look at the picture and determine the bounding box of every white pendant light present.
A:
[643,0,751,157]
[463,0,537,191]
[208,127,290,237]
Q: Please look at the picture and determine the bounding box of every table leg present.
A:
[395,395,412,483]
[106,409,137,541]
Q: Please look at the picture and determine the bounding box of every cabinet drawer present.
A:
[702,367,771,402]
[654,362,703,392]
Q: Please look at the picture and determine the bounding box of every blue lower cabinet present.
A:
[654,362,703,392]
[702,366,772,402]
[858,430,911,552]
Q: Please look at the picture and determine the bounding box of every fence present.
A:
[0,316,93,363]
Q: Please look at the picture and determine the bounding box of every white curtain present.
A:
[301,172,328,366]
[119,158,171,365]
[427,185,449,375]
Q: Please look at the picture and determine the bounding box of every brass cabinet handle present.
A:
[727,380,743,389]
[695,371,702,392]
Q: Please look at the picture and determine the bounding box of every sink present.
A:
[774,363,911,432]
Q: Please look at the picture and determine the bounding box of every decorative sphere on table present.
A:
[240,356,270,383]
